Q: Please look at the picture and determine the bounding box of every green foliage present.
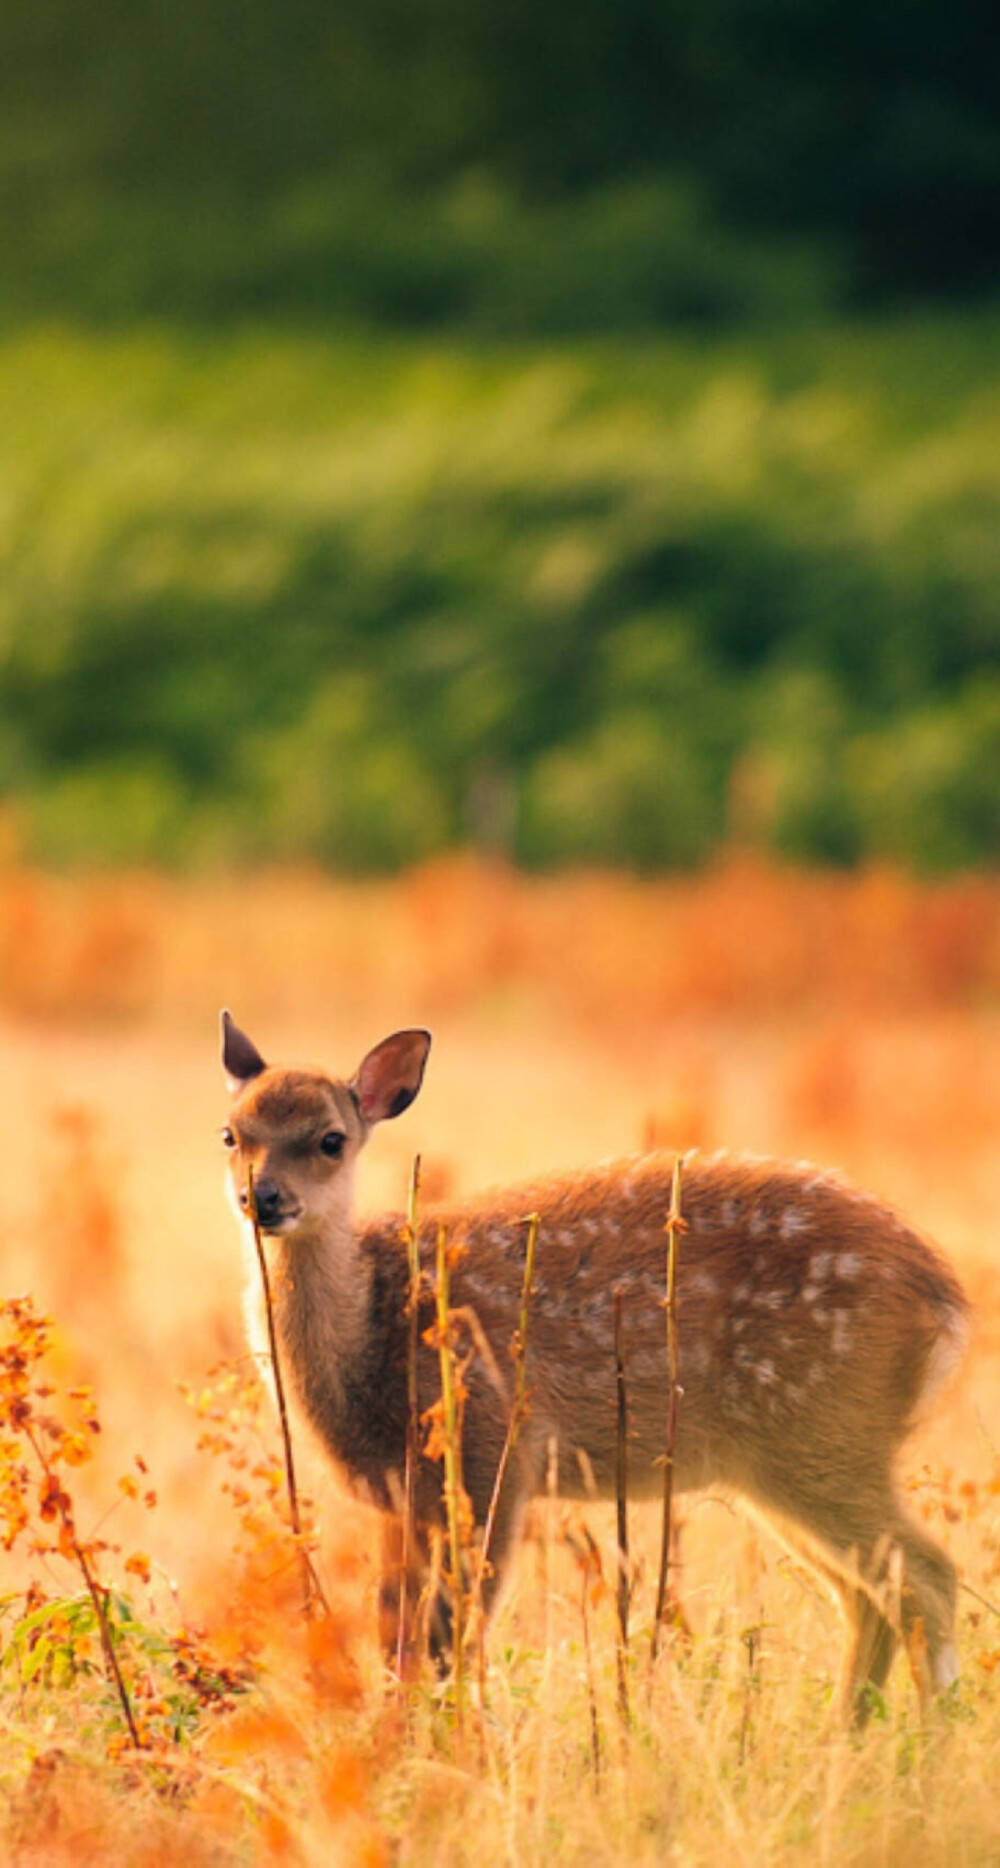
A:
[0,316,997,874]
[0,178,842,334]
[1,1588,248,1746]
[1,0,997,293]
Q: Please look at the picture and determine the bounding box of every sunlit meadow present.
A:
[0,855,998,1863]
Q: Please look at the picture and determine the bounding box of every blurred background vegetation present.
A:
[0,0,997,873]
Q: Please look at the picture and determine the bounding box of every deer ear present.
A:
[221,1009,267,1092]
[351,1029,431,1126]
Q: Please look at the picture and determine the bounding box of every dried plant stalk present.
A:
[435,1222,466,1735]
[471,1211,539,1715]
[397,1153,423,1680]
[651,1153,685,1665]
[613,1286,630,1723]
[579,1530,602,1787]
[478,1211,539,1584]
[247,1163,328,1620]
[25,1421,142,1749]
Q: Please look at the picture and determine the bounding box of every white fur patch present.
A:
[831,1309,852,1356]
[686,1269,718,1299]
[932,1640,960,1692]
[920,1307,971,1406]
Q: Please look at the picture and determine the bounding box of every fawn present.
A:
[220,1013,969,1719]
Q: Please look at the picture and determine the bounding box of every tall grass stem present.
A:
[613,1287,630,1723]
[651,1153,685,1665]
[247,1163,328,1620]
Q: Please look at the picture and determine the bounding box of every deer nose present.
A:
[245,1177,282,1226]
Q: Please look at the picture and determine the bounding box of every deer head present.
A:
[219,1010,431,1240]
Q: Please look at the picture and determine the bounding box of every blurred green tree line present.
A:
[0,0,997,873]
[1,327,996,873]
[2,0,998,296]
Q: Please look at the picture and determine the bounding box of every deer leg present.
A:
[750,1463,957,1724]
[761,1515,899,1725]
[838,1508,959,1719]
[833,1582,898,1726]
[378,1514,442,1679]
[892,1510,960,1700]
[787,1503,957,1724]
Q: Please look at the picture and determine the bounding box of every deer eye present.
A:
[221,1126,236,1150]
[320,1131,345,1159]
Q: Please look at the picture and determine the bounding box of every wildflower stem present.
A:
[614,1286,630,1722]
[247,1163,328,1619]
[651,1153,685,1665]
[398,1152,422,1680]
[435,1222,465,1736]
[479,1212,539,1583]
[24,1422,142,1749]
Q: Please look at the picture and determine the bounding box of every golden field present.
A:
[0,854,998,1864]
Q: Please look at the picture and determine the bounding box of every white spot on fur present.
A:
[811,1250,833,1281]
[749,1207,768,1239]
[836,1251,862,1279]
[753,1287,787,1312]
[461,1271,492,1298]
[781,1208,807,1239]
[754,1359,776,1386]
[733,1281,751,1303]
[832,1310,852,1356]
[686,1269,718,1299]
[722,1198,739,1227]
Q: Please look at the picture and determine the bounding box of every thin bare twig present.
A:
[25,1422,141,1749]
[435,1223,466,1737]
[651,1153,685,1665]
[579,1531,602,1788]
[613,1286,630,1723]
[247,1163,329,1620]
[397,1153,423,1681]
[961,1578,1000,1620]
[471,1213,539,1724]
[479,1213,539,1584]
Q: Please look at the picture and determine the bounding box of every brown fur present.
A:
[220,1017,969,1720]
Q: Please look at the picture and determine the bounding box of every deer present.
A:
[219,1012,970,1722]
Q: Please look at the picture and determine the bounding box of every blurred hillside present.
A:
[0,0,997,873]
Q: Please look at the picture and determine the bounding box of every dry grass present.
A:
[0,856,998,1862]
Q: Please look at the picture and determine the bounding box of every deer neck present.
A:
[242,1199,376,1454]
